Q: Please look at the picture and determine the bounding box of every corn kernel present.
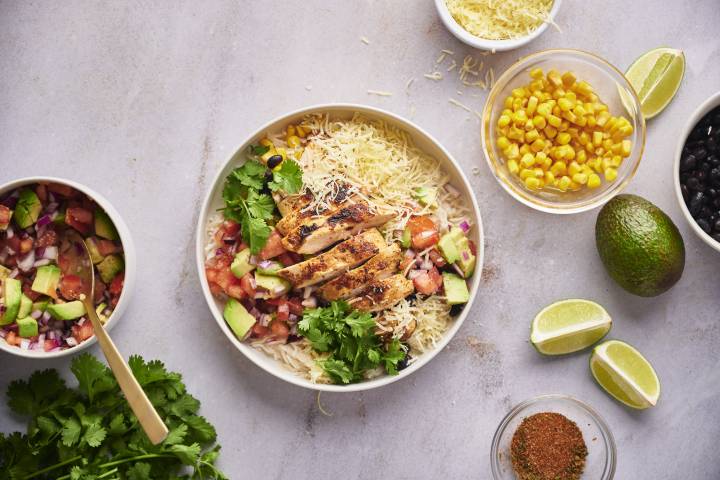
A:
[558,120,570,131]
[537,103,552,117]
[533,115,547,129]
[505,144,519,159]
[593,131,603,146]
[530,138,546,152]
[572,173,588,185]
[621,140,632,157]
[286,125,296,137]
[525,177,542,189]
[557,176,572,191]
[568,161,582,176]
[512,88,527,98]
[575,81,593,97]
[525,129,540,143]
[544,171,555,184]
[530,68,544,79]
[547,70,563,87]
[519,144,531,156]
[520,168,534,180]
[513,110,528,124]
[576,149,587,164]
[259,138,274,148]
[558,98,574,111]
[556,132,572,145]
[587,173,601,189]
[497,136,511,150]
[504,96,514,109]
[295,125,308,138]
[586,116,597,128]
[551,161,567,176]
[611,155,622,167]
[508,159,519,174]
[604,168,618,181]
[544,125,558,138]
[533,167,544,178]
[287,135,301,148]
[547,114,562,128]
[561,71,576,88]
[521,153,535,168]
[524,119,535,131]
[261,149,276,162]
[527,96,539,115]
[498,115,511,128]
[275,147,287,160]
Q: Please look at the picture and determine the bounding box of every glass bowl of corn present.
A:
[481,49,646,214]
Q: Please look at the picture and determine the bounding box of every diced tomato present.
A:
[0,205,11,229]
[72,322,94,343]
[276,302,290,321]
[57,253,71,273]
[109,272,124,296]
[44,339,57,352]
[259,230,286,260]
[5,331,20,346]
[94,277,106,304]
[97,239,119,256]
[22,281,42,301]
[46,183,79,198]
[225,284,246,299]
[37,229,58,247]
[214,220,241,246]
[208,282,223,296]
[413,266,443,295]
[35,184,48,202]
[65,207,93,234]
[278,252,302,267]
[286,297,304,316]
[59,274,84,300]
[407,216,439,250]
[251,323,270,338]
[428,248,447,268]
[6,235,21,253]
[468,240,477,256]
[240,273,256,297]
[270,320,289,341]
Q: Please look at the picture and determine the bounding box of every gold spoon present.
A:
[59,230,169,445]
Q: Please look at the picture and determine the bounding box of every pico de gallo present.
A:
[0,182,125,352]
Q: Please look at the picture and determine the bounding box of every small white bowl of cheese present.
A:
[434,0,562,52]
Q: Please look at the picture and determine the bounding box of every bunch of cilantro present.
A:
[297,301,406,384]
[0,354,226,480]
[221,145,303,254]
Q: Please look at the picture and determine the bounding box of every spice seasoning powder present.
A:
[510,412,588,480]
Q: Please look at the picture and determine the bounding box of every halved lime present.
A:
[590,340,660,409]
[625,47,685,119]
[530,299,611,355]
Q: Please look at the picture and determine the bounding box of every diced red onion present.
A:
[0,249,7,264]
[249,276,257,289]
[260,314,271,327]
[77,317,85,326]
[419,260,433,270]
[48,192,56,203]
[48,331,55,340]
[257,260,273,270]
[215,248,224,256]
[46,202,59,213]
[38,333,45,344]
[462,251,470,261]
[33,258,51,268]
[288,313,298,322]
[43,246,58,260]
[20,339,30,350]
[452,263,464,277]
[417,230,436,239]
[303,287,314,299]
[254,292,265,299]
[249,255,258,266]
[249,307,262,320]
[8,268,18,279]
[6,226,14,238]
[30,310,42,319]
[459,220,470,233]
[404,249,416,258]
[35,224,47,238]
[273,286,286,295]
[408,269,423,280]
[301,297,317,308]
[0,330,6,338]
[36,214,52,228]
[17,251,35,272]
[42,311,51,322]
[65,337,78,347]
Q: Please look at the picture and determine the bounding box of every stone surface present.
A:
[1,1,719,478]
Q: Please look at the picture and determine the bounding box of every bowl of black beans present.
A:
[675,92,720,252]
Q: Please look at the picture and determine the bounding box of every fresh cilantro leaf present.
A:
[184,415,217,443]
[245,190,275,220]
[7,369,67,416]
[108,413,127,435]
[168,442,202,465]
[71,354,116,402]
[83,423,107,447]
[241,215,271,254]
[249,144,270,156]
[61,417,82,446]
[229,160,267,191]
[320,359,355,384]
[126,462,152,480]
[169,393,200,417]
[345,311,376,337]
[164,424,188,446]
[384,339,406,376]
[269,158,303,193]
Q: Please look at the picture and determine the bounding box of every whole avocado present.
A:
[595,194,685,297]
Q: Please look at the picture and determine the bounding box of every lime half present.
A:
[590,340,660,409]
[530,299,611,355]
[625,47,685,119]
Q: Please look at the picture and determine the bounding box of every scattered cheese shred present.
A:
[360,36,370,45]
[445,0,554,40]
[384,296,453,355]
[405,77,415,94]
[366,89,393,97]
[424,71,443,81]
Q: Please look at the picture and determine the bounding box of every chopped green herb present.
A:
[269,158,303,194]
[298,301,406,384]
[0,354,227,479]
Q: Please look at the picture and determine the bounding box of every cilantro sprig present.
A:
[0,354,227,480]
[298,301,407,384]
[221,147,303,254]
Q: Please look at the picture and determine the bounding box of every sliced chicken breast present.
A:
[317,243,402,301]
[274,192,313,218]
[276,184,354,235]
[348,274,415,313]
[281,202,396,254]
[277,229,386,288]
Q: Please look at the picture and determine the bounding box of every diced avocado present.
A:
[442,272,470,305]
[94,209,119,241]
[95,302,109,324]
[0,206,12,231]
[223,298,256,340]
[230,248,255,279]
[0,265,10,280]
[97,254,124,283]
[449,227,476,278]
[438,232,460,263]
[18,294,32,319]
[0,278,22,326]
[255,273,291,298]
[13,190,42,229]
[31,265,61,298]
[401,227,412,249]
[85,237,105,264]
[412,187,438,207]
[17,317,38,338]
[32,298,50,312]
[47,301,86,320]
[257,261,283,276]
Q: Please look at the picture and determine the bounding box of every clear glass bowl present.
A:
[481,49,646,214]
[491,394,616,479]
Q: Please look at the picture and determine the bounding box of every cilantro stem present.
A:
[96,468,119,479]
[22,455,83,479]
[52,454,177,480]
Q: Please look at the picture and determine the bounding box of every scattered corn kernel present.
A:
[287,135,301,148]
[508,159,519,174]
[604,168,618,181]
[588,173,601,188]
[525,177,542,189]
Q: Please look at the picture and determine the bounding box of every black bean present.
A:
[682,184,690,202]
[449,304,464,317]
[710,154,720,167]
[695,147,708,160]
[690,192,704,216]
[267,154,283,169]
[707,188,718,198]
[714,218,720,232]
[707,136,718,152]
[710,168,720,183]
[714,198,720,209]
[697,218,712,233]
[681,154,697,171]
[687,177,702,191]
[697,170,708,182]
[700,206,713,219]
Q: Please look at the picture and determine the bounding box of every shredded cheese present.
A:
[384,296,453,356]
[366,89,393,97]
[360,36,370,45]
[424,71,444,81]
[445,0,554,40]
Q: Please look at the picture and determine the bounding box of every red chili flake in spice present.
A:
[510,412,588,480]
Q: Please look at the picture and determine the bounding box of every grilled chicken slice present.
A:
[348,274,415,313]
[274,192,313,218]
[276,184,354,235]
[281,202,396,254]
[277,229,386,289]
[317,243,402,301]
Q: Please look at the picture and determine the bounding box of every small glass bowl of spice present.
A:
[491,394,616,480]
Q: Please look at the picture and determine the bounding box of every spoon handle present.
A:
[85,302,169,445]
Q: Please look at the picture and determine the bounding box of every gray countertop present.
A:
[1,1,719,478]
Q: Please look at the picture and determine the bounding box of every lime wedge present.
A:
[530,299,611,355]
[590,340,660,409]
[625,47,685,119]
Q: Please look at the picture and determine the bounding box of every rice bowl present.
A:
[196,104,483,391]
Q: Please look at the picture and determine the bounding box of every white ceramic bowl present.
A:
[434,0,562,52]
[0,176,136,358]
[674,91,720,253]
[196,104,484,392]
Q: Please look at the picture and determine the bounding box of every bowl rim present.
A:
[434,0,563,52]
[195,102,485,392]
[0,176,136,359]
[481,48,647,214]
[490,394,617,480]
[673,91,720,253]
